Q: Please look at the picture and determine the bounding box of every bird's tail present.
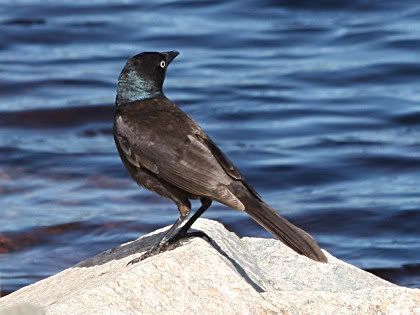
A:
[241,194,327,263]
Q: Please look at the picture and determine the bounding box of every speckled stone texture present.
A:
[1,219,419,314]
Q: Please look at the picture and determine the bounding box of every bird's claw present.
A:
[126,230,211,266]
[169,230,211,244]
[126,242,170,265]
[126,256,142,265]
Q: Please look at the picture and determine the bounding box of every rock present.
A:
[0,303,45,315]
[0,219,419,314]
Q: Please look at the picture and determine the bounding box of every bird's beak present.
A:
[162,51,179,65]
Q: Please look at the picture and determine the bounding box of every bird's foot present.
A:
[127,231,211,266]
[127,241,171,265]
[168,230,211,245]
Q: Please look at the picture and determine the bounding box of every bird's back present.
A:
[115,97,197,137]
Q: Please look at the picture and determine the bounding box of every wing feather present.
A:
[115,114,234,200]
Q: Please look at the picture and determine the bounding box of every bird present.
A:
[113,51,328,264]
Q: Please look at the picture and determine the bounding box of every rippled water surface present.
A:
[1,0,420,294]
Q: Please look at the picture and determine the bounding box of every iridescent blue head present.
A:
[116,51,179,106]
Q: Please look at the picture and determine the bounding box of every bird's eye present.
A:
[160,60,166,68]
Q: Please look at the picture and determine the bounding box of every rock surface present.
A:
[0,218,419,314]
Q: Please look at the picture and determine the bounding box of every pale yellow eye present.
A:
[160,60,166,68]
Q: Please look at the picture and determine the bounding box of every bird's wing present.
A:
[194,132,261,200]
[114,105,245,210]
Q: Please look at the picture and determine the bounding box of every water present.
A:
[1,0,420,294]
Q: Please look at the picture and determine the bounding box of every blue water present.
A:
[1,0,420,294]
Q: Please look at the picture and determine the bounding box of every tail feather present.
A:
[242,197,327,263]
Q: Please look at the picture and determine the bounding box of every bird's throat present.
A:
[116,71,161,106]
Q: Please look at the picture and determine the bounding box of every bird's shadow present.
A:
[76,228,265,293]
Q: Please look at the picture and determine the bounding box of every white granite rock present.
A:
[0,219,419,314]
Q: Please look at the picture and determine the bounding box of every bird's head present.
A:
[116,51,179,106]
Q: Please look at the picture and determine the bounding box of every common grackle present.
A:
[113,51,327,264]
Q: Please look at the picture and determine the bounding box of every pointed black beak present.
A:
[162,51,179,65]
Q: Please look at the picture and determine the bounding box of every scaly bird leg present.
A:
[127,214,188,265]
[127,198,212,265]
[169,198,212,244]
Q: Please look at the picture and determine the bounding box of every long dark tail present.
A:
[240,194,327,263]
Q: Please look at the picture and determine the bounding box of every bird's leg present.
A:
[127,204,191,265]
[169,198,212,244]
